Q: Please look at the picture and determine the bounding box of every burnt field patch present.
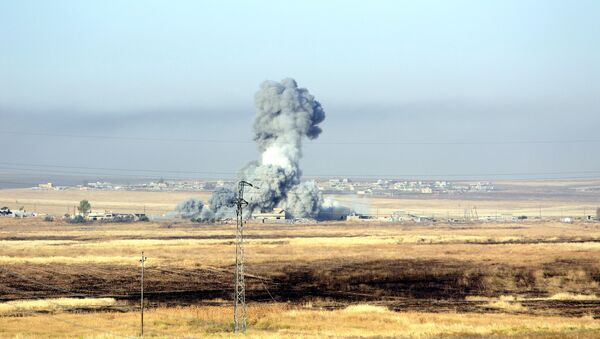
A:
[2,257,598,317]
[254,257,600,299]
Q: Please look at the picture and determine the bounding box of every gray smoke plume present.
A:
[318,198,354,220]
[282,181,322,218]
[171,78,342,220]
[239,78,325,218]
[208,187,236,220]
[166,198,204,219]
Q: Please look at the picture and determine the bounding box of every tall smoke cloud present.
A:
[170,78,344,221]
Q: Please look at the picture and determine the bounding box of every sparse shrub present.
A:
[253,318,290,331]
[485,300,527,312]
[0,298,116,315]
[187,319,232,333]
[113,215,134,223]
[548,292,598,300]
[342,304,390,313]
[78,200,91,215]
[69,215,86,224]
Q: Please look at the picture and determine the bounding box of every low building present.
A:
[0,207,12,216]
[346,213,375,222]
[77,211,147,222]
[253,208,287,223]
[38,182,54,189]
[11,209,34,218]
[410,214,435,223]
[134,213,148,221]
[85,210,114,221]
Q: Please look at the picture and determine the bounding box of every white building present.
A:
[253,208,287,223]
[38,182,54,189]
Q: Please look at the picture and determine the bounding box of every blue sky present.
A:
[0,0,599,182]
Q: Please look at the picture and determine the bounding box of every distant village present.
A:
[31,178,495,196]
[4,179,596,225]
[318,178,494,196]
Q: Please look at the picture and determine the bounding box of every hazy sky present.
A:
[1,0,599,183]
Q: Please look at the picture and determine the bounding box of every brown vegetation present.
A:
[0,303,598,338]
[0,217,599,337]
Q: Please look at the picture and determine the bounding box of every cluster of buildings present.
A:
[31,180,235,192]
[346,211,436,223]
[316,179,494,196]
[72,180,230,192]
[31,179,495,195]
[0,207,36,218]
[75,210,148,222]
[0,206,148,222]
[252,207,287,223]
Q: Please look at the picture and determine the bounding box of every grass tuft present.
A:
[0,298,116,315]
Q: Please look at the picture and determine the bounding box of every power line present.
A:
[0,131,250,144]
[233,180,258,333]
[0,184,598,217]
[0,266,97,297]
[0,166,207,180]
[139,252,146,337]
[2,130,600,145]
[256,276,277,303]
[0,270,195,339]
[0,267,139,338]
[153,265,271,283]
[1,161,600,180]
[2,175,600,189]
[0,161,234,176]
[1,263,233,338]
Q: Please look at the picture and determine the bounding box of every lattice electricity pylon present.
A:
[233,180,256,333]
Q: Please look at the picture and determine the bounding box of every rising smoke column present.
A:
[166,198,205,219]
[240,78,325,218]
[176,78,328,221]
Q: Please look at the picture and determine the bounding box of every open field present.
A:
[1,304,599,338]
[0,188,211,216]
[330,179,600,218]
[0,216,599,337]
[333,194,600,219]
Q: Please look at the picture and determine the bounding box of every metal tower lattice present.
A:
[234,180,255,333]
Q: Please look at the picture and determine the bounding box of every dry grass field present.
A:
[332,194,598,218]
[0,303,599,338]
[0,214,599,337]
[0,188,211,215]
[0,181,599,337]
[329,179,600,218]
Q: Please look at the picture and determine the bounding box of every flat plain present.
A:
[2,178,600,218]
[0,181,599,337]
[0,214,599,337]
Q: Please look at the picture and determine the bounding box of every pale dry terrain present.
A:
[0,188,211,215]
[1,180,599,218]
[331,195,598,218]
[0,303,599,338]
[0,217,599,337]
[0,218,599,268]
[0,180,599,338]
